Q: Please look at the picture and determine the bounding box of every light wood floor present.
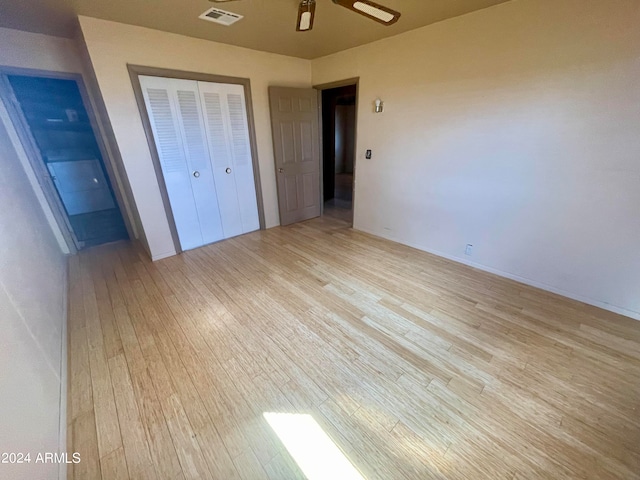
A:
[323,200,353,224]
[67,216,640,480]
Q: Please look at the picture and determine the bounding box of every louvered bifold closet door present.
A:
[172,79,224,245]
[198,82,260,237]
[139,75,202,250]
[139,76,223,250]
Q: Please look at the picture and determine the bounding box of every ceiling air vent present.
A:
[199,7,244,26]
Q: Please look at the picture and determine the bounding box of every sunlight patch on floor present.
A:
[264,412,365,480]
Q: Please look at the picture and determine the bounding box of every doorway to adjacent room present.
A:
[3,73,129,250]
[320,83,357,225]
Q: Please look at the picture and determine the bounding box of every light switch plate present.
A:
[366,150,372,159]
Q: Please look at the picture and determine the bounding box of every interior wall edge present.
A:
[57,259,69,480]
[0,280,62,378]
[0,97,70,254]
[74,30,149,254]
[0,102,69,478]
[357,226,640,321]
[151,250,179,262]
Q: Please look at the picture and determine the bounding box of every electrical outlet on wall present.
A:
[465,244,473,256]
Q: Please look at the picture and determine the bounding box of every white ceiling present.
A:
[0,0,511,59]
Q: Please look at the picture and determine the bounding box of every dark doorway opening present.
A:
[8,75,128,249]
[321,84,356,225]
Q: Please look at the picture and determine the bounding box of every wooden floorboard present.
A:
[67,216,640,479]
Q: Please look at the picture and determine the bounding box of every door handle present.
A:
[193,171,200,178]
[278,168,284,173]
[226,167,232,174]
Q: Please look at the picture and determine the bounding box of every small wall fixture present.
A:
[374,98,384,113]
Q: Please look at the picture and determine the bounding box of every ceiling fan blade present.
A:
[332,0,400,25]
[296,0,316,32]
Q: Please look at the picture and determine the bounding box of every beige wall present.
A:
[0,28,83,479]
[0,27,84,74]
[312,0,640,318]
[0,99,67,480]
[78,16,312,260]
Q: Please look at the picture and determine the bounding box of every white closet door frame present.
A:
[129,65,266,255]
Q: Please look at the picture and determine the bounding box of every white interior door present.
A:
[198,82,260,236]
[268,87,321,226]
[172,79,224,245]
[139,75,224,250]
[140,75,259,252]
[140,75,203,250]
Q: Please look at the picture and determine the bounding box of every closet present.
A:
[139,75,260,251]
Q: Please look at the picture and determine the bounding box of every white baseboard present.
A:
[59,258,69,480]
[355,227,640,321]
[152,250,176,261]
